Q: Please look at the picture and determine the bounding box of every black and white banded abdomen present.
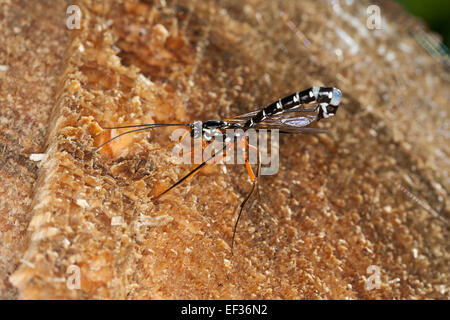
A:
[245,86,342,127]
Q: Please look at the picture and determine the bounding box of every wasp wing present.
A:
[225,106,317,121]
[226,108,327,134]
[223,110,259,124]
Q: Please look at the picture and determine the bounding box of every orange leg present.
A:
[244,138,263,204]
[239,137,257,182]
[231,137,261,251]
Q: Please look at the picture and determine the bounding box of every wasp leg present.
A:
[155,142,234,200]
[147,130,190,152]
[151,132,222,176]
[153,138,212,187]
[142,130,192,177]
[245,140,265,206]
[231,137,261,251]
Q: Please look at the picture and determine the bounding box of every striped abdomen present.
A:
[245,86,342,128]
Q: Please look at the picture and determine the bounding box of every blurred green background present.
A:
[396,0,450,47]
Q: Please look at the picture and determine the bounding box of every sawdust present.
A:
[2,0,448,299]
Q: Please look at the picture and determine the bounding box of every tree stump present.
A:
[1,0,448,299]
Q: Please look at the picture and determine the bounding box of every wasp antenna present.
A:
[103,123,190,130]
[93,124,190,152]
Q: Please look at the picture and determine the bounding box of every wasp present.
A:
[95,86,342,249]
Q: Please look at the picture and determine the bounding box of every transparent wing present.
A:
[254,114,327,134]
[225,109,260,121]
[225,106,317,122]
[226,108,327,133]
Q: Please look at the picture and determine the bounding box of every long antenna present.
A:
[93,123,190,152]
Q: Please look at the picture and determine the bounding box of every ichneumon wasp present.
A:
[94,86,342,250]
